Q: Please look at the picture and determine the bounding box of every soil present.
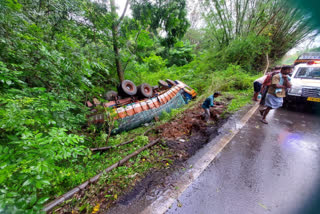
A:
[157,102,226,159]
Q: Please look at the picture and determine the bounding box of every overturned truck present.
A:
[87,79,197,133]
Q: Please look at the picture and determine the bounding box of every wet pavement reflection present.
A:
[166,108,320,214]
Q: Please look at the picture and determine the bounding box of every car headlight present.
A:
[288,87,302,96]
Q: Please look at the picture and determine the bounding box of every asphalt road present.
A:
[166,107,320,214]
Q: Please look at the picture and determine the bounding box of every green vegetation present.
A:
[0,0,316,212]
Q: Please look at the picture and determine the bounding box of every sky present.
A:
[116,0,132,17]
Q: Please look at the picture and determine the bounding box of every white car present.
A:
[286,61,320,104]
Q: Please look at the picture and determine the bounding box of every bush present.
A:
[143,54,167,73]
[167,41,195,66]
[0,87,90,212]
[214,65,256,91]
[204,34,271,73]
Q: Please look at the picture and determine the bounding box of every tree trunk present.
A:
[110,0,124,83]
[111,24,124,82]
[264,53,269,75]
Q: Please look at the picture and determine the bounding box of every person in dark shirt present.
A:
[202,92,222,121]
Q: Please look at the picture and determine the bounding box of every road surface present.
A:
[165,107,320,214]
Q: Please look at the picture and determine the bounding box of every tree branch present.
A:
[118,0,130,25]
[256,8,281,36]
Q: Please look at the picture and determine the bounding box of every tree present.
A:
[201,0,316,65]
[131,0,190,48]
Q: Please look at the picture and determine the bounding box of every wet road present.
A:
[166,108,320,214]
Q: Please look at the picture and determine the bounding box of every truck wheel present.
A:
[158,80,169,89]
[166,79,176,86]
[105,90,118,101]
[118,80,137,96]
[138,83,153,98]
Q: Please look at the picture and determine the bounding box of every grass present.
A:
[225,90,253,113]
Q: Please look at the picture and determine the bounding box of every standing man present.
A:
[259,65,292,124]
[202,92,222,121]
[260,66,282,105]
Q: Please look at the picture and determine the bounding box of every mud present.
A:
[117,171,165,205]
[117,168,178,206]
[157,103,226,159]
[158,104,224,139]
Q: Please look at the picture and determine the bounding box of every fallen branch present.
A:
[143,127,154,136]
[90,139,135,152]
[43,138,161,213]
[90,128,154,152]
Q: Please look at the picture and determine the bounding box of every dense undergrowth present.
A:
[0,0,310,213]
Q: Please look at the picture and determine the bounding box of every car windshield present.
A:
[294,67,320,79]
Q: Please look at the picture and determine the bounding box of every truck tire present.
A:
[166,79,176,86]
[118,80,137,96]
[158,80,169,89]
[138,83,153,98]
[105,90,118,101]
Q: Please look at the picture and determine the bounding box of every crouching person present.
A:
[202,92,222,121]
[260,65,292,124]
